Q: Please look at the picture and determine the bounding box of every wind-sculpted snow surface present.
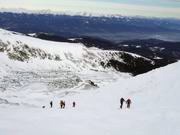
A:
[0,60,180,135]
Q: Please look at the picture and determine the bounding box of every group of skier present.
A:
[48,98,131,109]
[49,100,76,109]
[120,98,132,109]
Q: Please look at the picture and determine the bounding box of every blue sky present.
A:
[0,0,180,18]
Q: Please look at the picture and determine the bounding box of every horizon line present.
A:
[0,8,180,20]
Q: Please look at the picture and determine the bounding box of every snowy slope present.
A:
[0,59,180,135]
[0,28,179,135]
[0,28,140,72]
[1,28,136,93]
[0,28,158,96]
[0,28,119,71]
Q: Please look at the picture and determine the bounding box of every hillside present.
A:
[0,59,179,135]
[1,28,169,97]
[0,4,180,135]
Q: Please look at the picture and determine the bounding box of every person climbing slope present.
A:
[60,100,65,109]
[73,101,76,108]
[120,98,125,109]
[50,101,53,108]
[126,99,132,109]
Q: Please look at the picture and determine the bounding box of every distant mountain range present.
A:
[0,12,180,42]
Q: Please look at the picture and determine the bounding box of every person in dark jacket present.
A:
[120,98,125,109]
[60,100,63,109]
[60,100,65,109]
[73,101,76,108]
[50,101,53,108]
[63,101,66,109]
[126,99,132,109]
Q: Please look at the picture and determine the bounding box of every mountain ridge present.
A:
[0,28,174,93]
[1,8,180,20]
[1,12,180,42]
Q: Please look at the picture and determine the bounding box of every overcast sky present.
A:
[0,0,180,18]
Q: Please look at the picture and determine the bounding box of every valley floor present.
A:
[0,62,180,135]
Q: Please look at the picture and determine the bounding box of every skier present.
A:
[50,101,53,108]
[60,100,63,109]
[63,101,66,109]
[60,100,65,109]
[126,99,132,109]
[73,101,76,108]
[120,98,125,109]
